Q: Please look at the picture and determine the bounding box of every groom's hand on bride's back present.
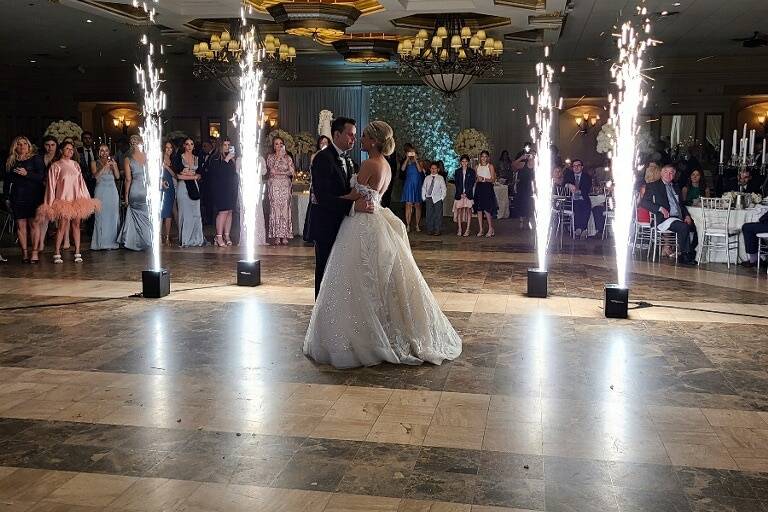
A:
[354,198,375,213]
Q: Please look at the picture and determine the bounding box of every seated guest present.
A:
[741,210,768,267]
[682,168,709,205]
[422,162,447,236]
[552,165,565,194]
[725,169,762,194]
[563,159,592,239]
[641,164,698,265]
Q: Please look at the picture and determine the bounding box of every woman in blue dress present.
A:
[161,141,177,245]
[90,144,120,250]
[174,137,205,247]
[119,134,152,251]
[399,143,425,232]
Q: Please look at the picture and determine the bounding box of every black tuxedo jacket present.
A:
[641,179,689,225]
[308,145,354,243]
[563,169,592,200]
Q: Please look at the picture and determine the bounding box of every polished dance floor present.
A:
[1,224,768,512]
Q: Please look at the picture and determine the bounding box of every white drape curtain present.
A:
[669,114,696,146]
[705,115,722,149]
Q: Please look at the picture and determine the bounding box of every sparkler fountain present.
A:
[233,17,268,286]
[604,5,655,318]
[134,1,169,298]
[527,47,556,298]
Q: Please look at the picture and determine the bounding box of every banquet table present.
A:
[443,183,510,219]
[688,204,768,263]
[291,190,310,237]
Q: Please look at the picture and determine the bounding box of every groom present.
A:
[308,116,373,297]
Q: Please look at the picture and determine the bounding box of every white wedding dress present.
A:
[304,176,462,369]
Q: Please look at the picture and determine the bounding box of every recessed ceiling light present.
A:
[85,18,93,23]
[120,58,127,62]
[29,59,36,63]
[165,44,173,47]
[59,45,67,49]
[660,10,669,15]
[673,2,681,5]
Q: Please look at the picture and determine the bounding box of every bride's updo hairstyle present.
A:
[364,121,396,156]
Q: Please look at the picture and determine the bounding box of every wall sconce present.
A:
[576,113,599,134]
[757,112,768,133]
[112,115,132,135]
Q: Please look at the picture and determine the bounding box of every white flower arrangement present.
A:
[318,110,333,138]
[751,192,763,204]
[266,128,296,155]
[596,123,616,154]
[722,191,736,202]
[44,120,83,144]
[295,131,315,156]
[454,128,491,159]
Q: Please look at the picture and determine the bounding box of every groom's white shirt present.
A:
[330,141,357,217]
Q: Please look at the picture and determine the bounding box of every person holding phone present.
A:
[4,135,46,263]
[90,144,120,250]
[174,137,205,247]
[266,136,295,245]
[512,143,535,227]
[399,142,425,232]
[208,138,238,246]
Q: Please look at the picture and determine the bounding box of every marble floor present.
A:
[1,221,768,511]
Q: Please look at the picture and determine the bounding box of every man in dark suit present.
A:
[740,210,768,268]
[562,159,593,238]
[79,131,96,196]
[308,117,373,297]
[724,169,762,194]
[641,164,698,265]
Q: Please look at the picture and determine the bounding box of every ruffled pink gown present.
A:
[37,159,100,221]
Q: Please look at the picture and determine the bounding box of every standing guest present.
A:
[563,159,593,239]
[209,138,238,247]
[453,155,475,237]
[740,211,768,268]
[161,141,177,245]
[4,136,45,263]
[474,150,498,237]
[512,144,535,227]
[640,164,698,265]
[304,136,331,241]
[174,138,205,247]
[422,161,447,236]
[265,136,295,245]
[682,168,709,205]
[36,135,59,253]
[198,139,216,226]
[400,142,425,232]
[119,135,152,251]
[80,131,97,197]
[497,150,514,182]
[382,148,398,208]
[37,141,99,263]
[90,144,120,250]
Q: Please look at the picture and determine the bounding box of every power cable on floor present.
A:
[0,283,234,312]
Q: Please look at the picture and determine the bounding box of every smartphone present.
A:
[407,151,416,157]
[229,147,236,156]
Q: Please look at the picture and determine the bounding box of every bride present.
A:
[304,121,462,369]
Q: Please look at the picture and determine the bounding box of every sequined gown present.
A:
[304,176,462,369]
[266,153,294,239]
[119,158,152,251]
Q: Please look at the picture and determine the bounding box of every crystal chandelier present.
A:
[397,15,503,96]
[192,23,297,92]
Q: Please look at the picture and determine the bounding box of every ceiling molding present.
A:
[390,13,510,31]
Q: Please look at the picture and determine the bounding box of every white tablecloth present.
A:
[291,191,310,236]
[688,205,768,263]
[443,183,510,219]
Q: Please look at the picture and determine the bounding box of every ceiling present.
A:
[3,0,768,77]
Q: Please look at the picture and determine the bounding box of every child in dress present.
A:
[37,141,100,263]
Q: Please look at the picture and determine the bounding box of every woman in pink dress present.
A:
[265,136,295,245]
[37,141,100,263]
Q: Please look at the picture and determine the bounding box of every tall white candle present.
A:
[733,130,738,156]
[719,139,724,164]
[750,130,755,156]
[763,138,766,166]
[743,123,748,143]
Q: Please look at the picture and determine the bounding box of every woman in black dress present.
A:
[208,138,238,246]
[4,136,46,263]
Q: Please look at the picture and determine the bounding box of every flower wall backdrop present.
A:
[369,86,462,174]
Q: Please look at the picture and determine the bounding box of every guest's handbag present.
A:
[185,179,201,200]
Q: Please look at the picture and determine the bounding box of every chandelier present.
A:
[397,15,503,96]
[192,23,297,92]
